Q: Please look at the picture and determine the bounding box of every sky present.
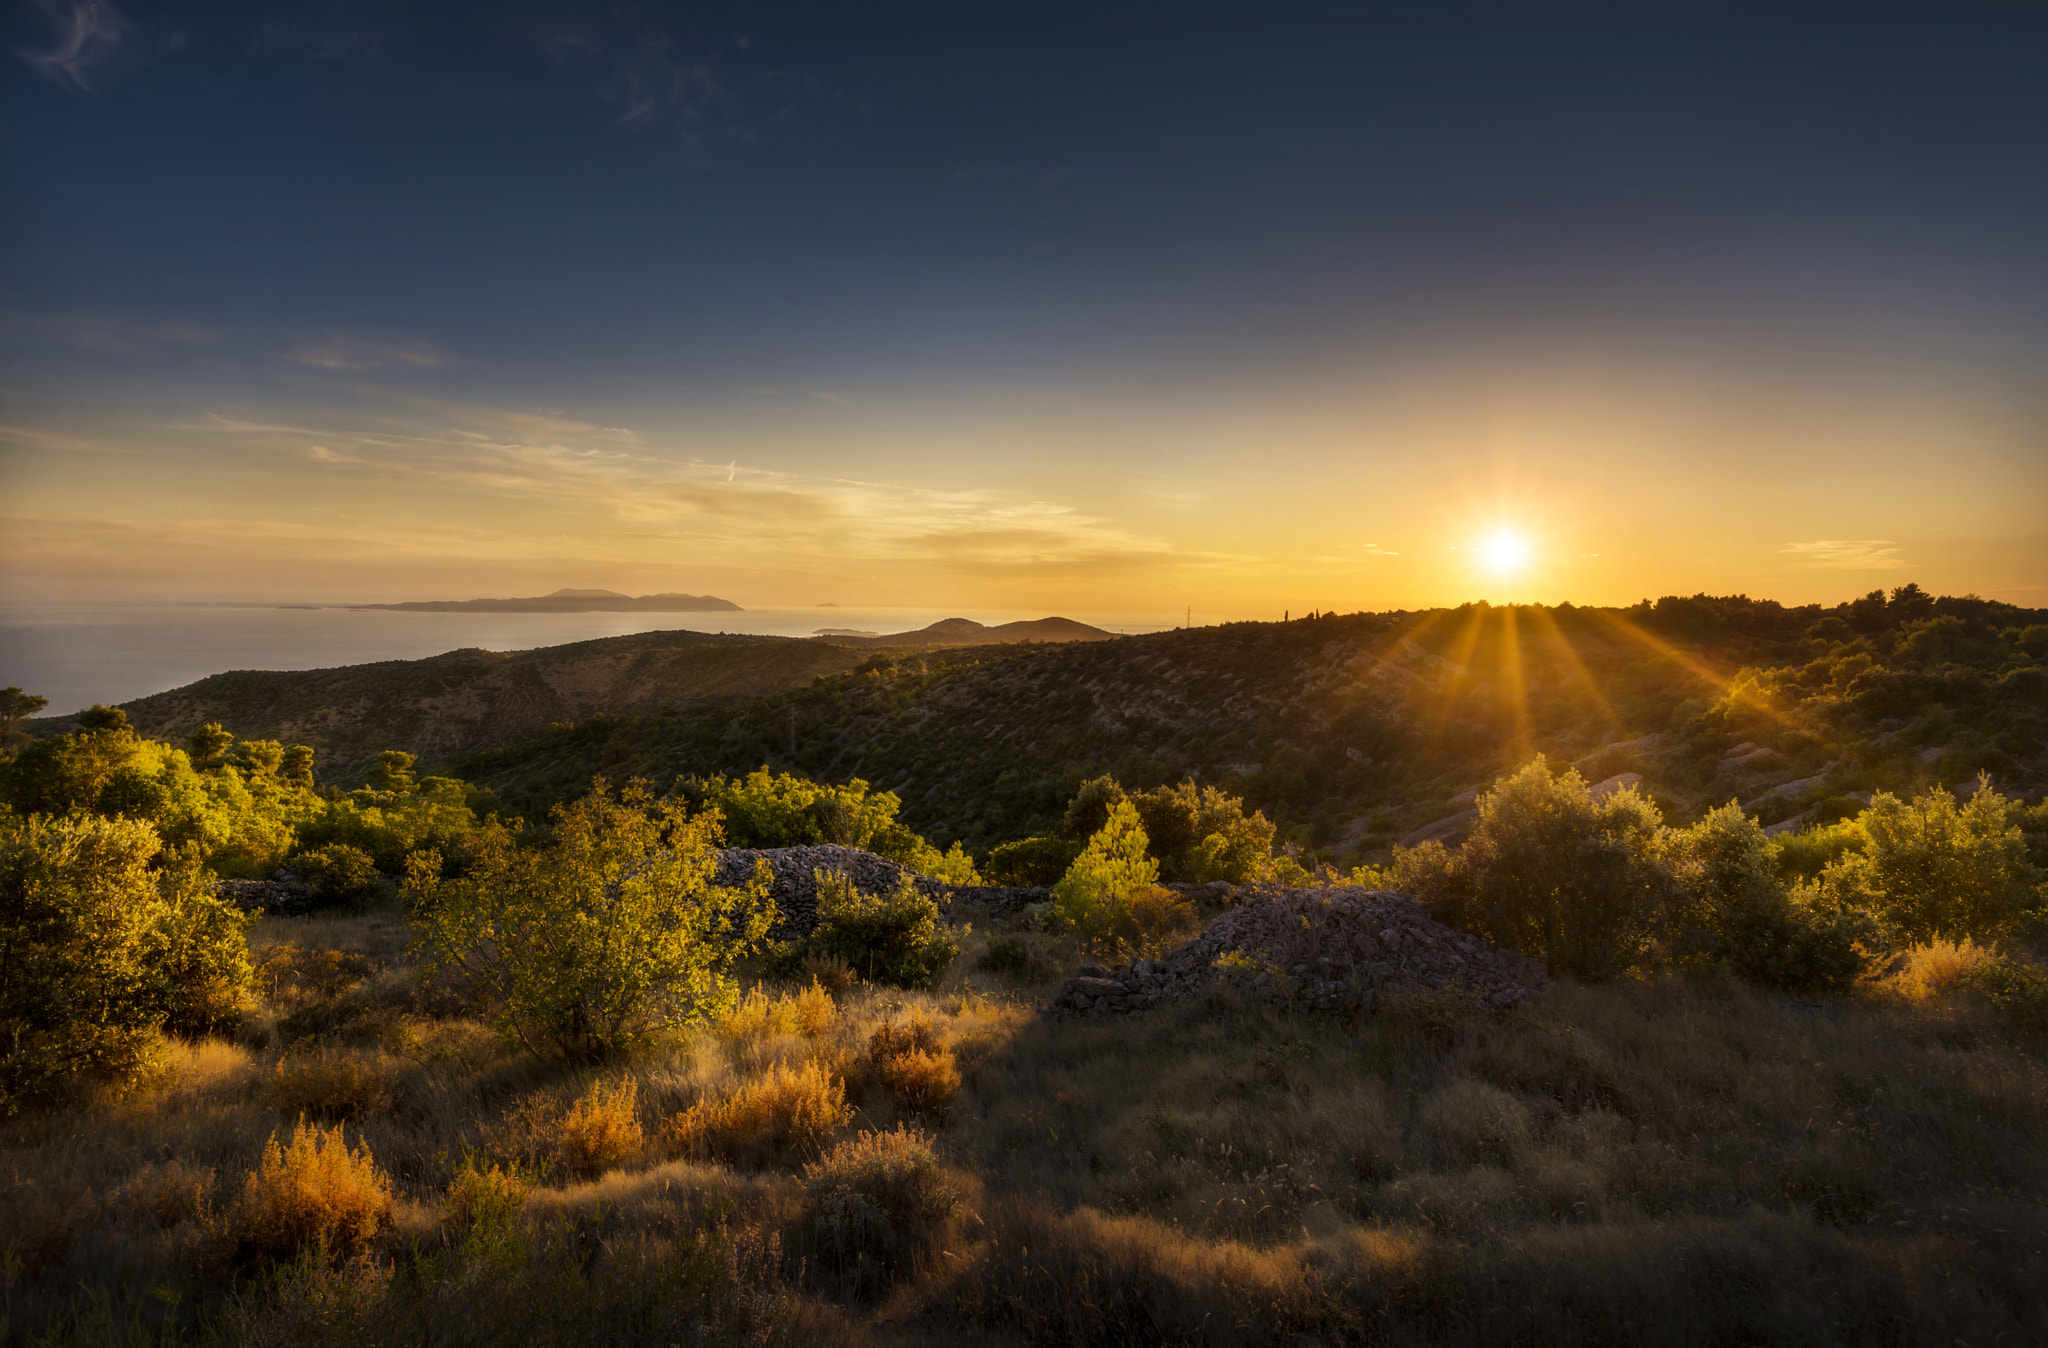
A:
[3,0,2045,619]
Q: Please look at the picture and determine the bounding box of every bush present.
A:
[982,835,1083,886]
[294,844,382,905]
[1,814,252,1108]
[975,933,1049,979]
[497,1076,647,1179]
[1663,803,1871,994]
[663,1060,851,1164]
[1393,757,1671,981]
[801,869,959,990]
[800,1125,963,1298]
[408,779,774,1061]
[868,1019,960,1117]
[1052,800,1169,955]
[720,983,840,1041]
[444,1158,530,1230]
[1820,776,2044,944]
[1129,780,1277,884]
[269,1049,395,1120]
[228,1119,394,1263]
[687,768,980,882]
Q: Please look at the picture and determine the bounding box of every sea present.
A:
[0,601,1183,716]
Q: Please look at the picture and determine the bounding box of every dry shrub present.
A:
[444,1159,530,1228]
[227,1118,394,1262]
[802,955,858,994]
[269,1048,395,1120]
[799,1124,965,1298]
[867,1017,960,1117]
[501,1076,645,1180]
[120,1159,215,1228]
[722,982,839,1042]
[664,1060,851,1164]
[1880,938,2002,1004]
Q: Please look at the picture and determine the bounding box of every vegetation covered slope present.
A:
[57,631,872,780]
[456,587,2048,858]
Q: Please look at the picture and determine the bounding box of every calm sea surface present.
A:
[0,602,1179,715]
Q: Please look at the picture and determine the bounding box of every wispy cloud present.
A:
[15,0,125,92]
[285,334,450,371]
[523,12,735,142]
[1780,539,1908,570]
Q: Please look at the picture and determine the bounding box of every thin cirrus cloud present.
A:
[180,395,1206,580]
[1780,540,1908,570]
[284,335,451,372]
[14,0,126,93]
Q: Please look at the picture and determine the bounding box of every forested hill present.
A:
[454,588,2048,860]
[48,631,870,779]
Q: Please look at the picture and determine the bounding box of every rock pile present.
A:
[216,877,324,915]
[1049,886,1549,1019]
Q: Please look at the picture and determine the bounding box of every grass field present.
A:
[5,898,2045,1346]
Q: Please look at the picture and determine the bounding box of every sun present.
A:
[1478,530,1532,574]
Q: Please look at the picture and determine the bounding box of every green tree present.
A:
[187,722,234,770]
[0,687,47,760]
[280,745,317,788]
[1052,799,1161,948]
[1820,776,2043,944]
[1662,803,1870,993]
[1394,757,1672,981]
[0,814,251,1109]
[407,780,774,1062]
[688,768,979,882]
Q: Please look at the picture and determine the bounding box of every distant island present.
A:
[344,588,743,614]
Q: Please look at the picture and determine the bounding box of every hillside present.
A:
[824,615,1118,646]
[71,630,866,779]
[455,589,2048,858]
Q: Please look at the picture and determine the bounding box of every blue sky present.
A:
[4,1,2045,612]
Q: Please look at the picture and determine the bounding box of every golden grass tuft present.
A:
[867,1016,960,1117]
[444,1159,530,1228]
[663,1059,851,1163]
[721,982,840,1042]
[268,1048,396,1120]
[499,1075,645,1180]
[1878,938,2002,1004]
[119,1159,216,1228]
[227,1118,394,1262]
[799,1124,966,1298]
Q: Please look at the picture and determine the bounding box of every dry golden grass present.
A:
[1871,937,2003,1004]
[269,1047,397,1120]
[866,1018,960,1118]
[8,890,2047,1346]
[227,1118,394,1262]
[664,1060,853,1164]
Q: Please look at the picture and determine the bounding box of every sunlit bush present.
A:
[868,1018,960,1117]
[663,1059,851,1164]
[408,779,774,1061]
[800,1125,963,1298]
[1820,776,2044,943]
[799,868,959,990]
[685,767,980,882]
[228,1119,394,1263]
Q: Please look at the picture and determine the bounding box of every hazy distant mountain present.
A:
[826,616,1116,646]
[351,588,742,613]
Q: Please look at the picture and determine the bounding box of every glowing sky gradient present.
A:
[4,1,2045,616]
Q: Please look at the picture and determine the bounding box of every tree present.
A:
[1394,757,1671,981]
[0,687,47,760]
[0,814,251,1109]
[187,723,234,770]
[1821,776,2043,944]
[1053,799,1170,951]
[407,780,774,1061]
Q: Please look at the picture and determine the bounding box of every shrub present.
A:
[294,844,382,905]
[868,1018,960,1116]
[663,1060,851,1164]
[1052,801,1170,955]
[498,1076,647,1179]
[800,1125,963,1298]
[982,835,1083,887]
[975,933,1049,978]
[228,1119,394,1263]
[1063,774,1129,840]
[1820,777,2044,944]
[255,945,373,1010]
[1663,803,1871,994]
[801,869,959,990]
[1393,757,1672,981]
[444,1158,530,1229]
[1129,780,1277,883]
[1,813,251,1108]
[686,768,979,881]
[269,1049,395,1120]
[408,779,775,1061]
[721,983,839,1041]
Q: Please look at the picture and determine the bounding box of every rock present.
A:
[1587,772,1643,799]
[1399,811,1477,848]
